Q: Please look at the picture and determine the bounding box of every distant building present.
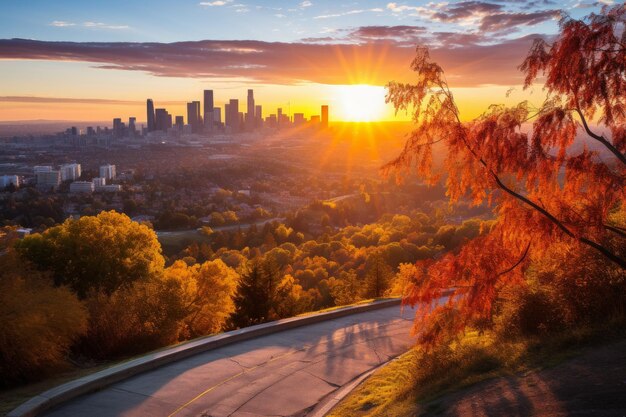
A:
[155,108,172,132]
[310,115,321,124]
[293,113,305,126]
[36,170,61,191]
[246,89,255,131]
[321,105,329,128]
[213,107,222,127]
[33,165,53,174]
[147,99,156,132]
[175,115,184,130]
[226,99,239,133]
[204,90,214,131]
[128,117,137,135]
[99,164,116,180]
[69,181,94,193]
[99,184,122,193]
[93,177,106,188]
[0,175,20,189]
[255,105,263,128]
[60,163,81,182]
[187,101,202,133]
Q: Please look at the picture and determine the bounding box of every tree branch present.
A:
[574,107,626,166]
[497,241,532,277]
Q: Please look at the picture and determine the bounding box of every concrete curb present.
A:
[308,359,395,417]
[8,298,402,417]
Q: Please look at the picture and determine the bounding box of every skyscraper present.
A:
[155,108,172,131]
[226,99,239,133]
[246,89,255,131]
[175,116,184,130]
[321,105,329,128]
[255,105,263,128]
[187,101,201,133]
[204,90,214,131]
[213,108,222,127]
[147,99,156,132]
[128,117,136,136]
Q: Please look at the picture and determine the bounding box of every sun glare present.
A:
[335,84,387,122]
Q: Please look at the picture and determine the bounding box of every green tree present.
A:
[363,253,393,298]
[16,211,165,298]
[231,258,281,327]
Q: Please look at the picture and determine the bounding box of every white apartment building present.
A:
[99,164,116,180]
[93,177,106,188]
[69,181,94,193]
[60,163,82,182]
[0,175,20,189]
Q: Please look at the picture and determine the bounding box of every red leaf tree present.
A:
[386,5,626,346]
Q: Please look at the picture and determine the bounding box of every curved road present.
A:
[43,305,417,417]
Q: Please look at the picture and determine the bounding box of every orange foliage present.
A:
[386,6,626,346]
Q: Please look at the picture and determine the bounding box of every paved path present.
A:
[42,305,417,417]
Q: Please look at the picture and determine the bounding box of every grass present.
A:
[328,318,626,417]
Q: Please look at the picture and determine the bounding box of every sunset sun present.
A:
[335,84,387,122]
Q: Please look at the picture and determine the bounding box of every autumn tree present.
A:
[165,259,238,338]
[16,211,165,297]
[386,6,625,346]
[0,228,87,385]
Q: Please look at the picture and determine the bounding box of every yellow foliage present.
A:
[0,237,87,385]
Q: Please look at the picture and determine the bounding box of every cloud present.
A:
[50,21,75,27]
[0,96,187,105]
[479,10,561,32]
[49,21,129,30]
[300,1,313,7]
[314,8,383,19]
[388,1,561,33]
[0,36,546,87]
[199,0,233,6]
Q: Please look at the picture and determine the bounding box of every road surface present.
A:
[42,305,417,417]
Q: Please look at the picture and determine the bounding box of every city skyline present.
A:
[0,0,609,122]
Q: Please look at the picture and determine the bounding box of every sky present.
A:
[0,0,613,122]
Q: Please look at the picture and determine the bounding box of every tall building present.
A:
[277,108,283,128]
[255,105,263,128]
[213,107,222,127]
[60,163,81,182]
[113,118,125,137]
[128,117,136,135]
[321,105,329,128]
[226,99,239,133]
[99,164,116,181]
[246,89,255,131]
[204,90,214,131]
[187,101,202,133]
[155,108,172,131]
[293,113,305,125]
[175,116,184,130]
[147,99,156,132]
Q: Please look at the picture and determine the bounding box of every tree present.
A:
[166,259,238,337]
[230,258,281,327]
[0,228,87,385]
[385,6,625,346]
[363,253,393,298]
[16,211,165,297]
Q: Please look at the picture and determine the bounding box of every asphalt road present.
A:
[42,305,417,417]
